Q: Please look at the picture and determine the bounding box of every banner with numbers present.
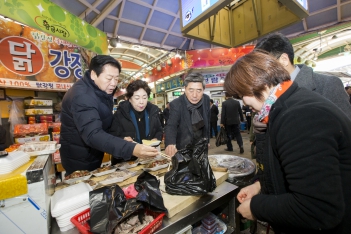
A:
[0,17,88,91]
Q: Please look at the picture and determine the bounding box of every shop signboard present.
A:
[172,91,182,96]
[203,72,226,86]
[0,17,90,91]
[156,77,184,93]
[0,0,108,55]
[185,46,254,68]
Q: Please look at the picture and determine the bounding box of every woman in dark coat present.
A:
[110,80,163,164]
[225,51,351,234]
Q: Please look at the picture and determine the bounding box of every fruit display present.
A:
[4,144,22,152]
[14,123,48,138]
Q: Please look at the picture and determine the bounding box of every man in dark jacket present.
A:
[255,32,351,120]
[60,55,158,175]
[163,102,170,125]
[0,125,6,151]
[220,93,244,153]
[164,73,210,156]
[210,99,219,138]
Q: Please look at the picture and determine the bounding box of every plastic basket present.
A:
[71,208,165,234]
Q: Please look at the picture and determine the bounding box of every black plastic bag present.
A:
[216,127,228,147]
[164,138,217,195]
[89,185,126,234]
[134,171,167,213]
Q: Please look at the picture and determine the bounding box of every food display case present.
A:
[0,155,56,234]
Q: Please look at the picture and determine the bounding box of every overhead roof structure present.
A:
[51,0,351,78]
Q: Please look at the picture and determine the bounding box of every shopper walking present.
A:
[163,102,170,125]
[210,99,219,138]
[220,93,244,153]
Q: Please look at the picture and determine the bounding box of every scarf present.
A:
[185,96,204,130]
[255,80,293,124]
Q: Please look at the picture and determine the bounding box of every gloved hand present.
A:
[253,117,267,134]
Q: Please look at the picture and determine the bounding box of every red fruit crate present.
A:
[71,208,165,234]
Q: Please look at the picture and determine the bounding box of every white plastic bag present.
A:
[8,100,26,143]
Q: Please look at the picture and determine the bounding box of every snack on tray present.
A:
[83,179,97,187]
[94,165,114,173]
[114,214,154,234]
[106,170,133,180]
[65,170,91,180]
[145,159,168,169]
[142,139,161,146]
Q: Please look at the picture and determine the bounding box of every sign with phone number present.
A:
[0,78,72,91]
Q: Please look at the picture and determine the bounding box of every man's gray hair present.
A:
[184,73,206,89]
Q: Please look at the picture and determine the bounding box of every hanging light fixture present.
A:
[109,36,122,48]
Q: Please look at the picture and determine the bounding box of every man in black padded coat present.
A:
[60,55,158,175]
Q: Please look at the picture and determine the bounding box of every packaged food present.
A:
[91,165,116,177]
[99,170,136,185]
[64,170,92,185]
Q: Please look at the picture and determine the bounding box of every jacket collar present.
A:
[269,82,299,123]
[82,70,116,100]
[295,64,316,91]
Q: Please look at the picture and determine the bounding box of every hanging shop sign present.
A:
[185,46,254,68]
[203,72,226,86]
[156,77,183,93]
[0,17,87,91]
[0,0,108,55]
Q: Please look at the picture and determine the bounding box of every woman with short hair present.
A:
[228,51,351,234]
[109,79,163,164]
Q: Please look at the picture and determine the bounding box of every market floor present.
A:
[208,131,274,234]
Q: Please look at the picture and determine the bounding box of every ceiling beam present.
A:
[161,9,179,47]
[113,0,126,37]
[179,38,187,49]
[78,0,104,19]
[108,17,183,40]
[111,53,150,64]
[140,0,158,43]
[90,0,122,27]
[337,0,341,22]
[128,0,179,18]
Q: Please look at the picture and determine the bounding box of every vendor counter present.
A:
[0,154,56,234]
[51,181,238,234]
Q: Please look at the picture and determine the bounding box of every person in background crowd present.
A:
[210,99,219,138]
[159,107,164,128]
[0,125,6,151]
[220,92,244,154]
[242,105,252,133]
[255,32,351,120]
[165,73,210,157]
[227,51,351,234]
[345,86,351,104]
[60,55,158,175]
[109,80,163,165]
[163,102,170,125]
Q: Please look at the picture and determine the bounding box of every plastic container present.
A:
[201,221,218,231]
[201,213,217,226]
[71,208,165,234]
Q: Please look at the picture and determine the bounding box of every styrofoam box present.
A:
[51,182,92,217]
